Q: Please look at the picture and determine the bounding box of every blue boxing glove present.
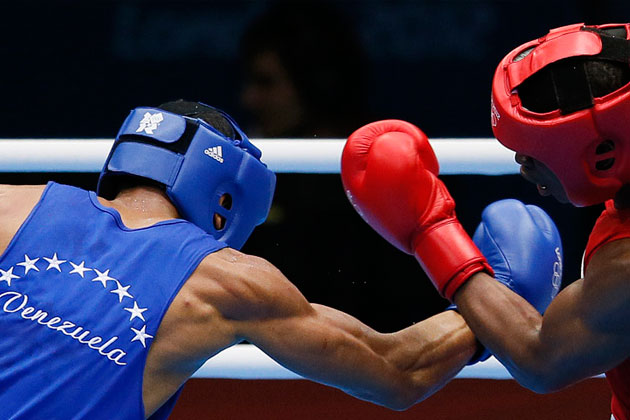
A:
[473,199,562,314]
[454,199,562,364]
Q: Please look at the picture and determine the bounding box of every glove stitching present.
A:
[485,224,514,289]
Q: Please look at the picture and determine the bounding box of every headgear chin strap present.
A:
[491,23,630,207]
[98,105,276,249]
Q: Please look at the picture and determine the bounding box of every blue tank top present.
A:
[0,182,226,419]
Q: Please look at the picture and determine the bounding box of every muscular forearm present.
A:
[228,255,478,409]
[454,273,605,392]
[244,304,476,410]
[330,309,478,409]
[388,310,478,401]
[454,273,550,388]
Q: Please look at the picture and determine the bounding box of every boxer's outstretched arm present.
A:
[455,239,630,393]
[213,250,476,410]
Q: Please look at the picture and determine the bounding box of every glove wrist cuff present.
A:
[413,220,494,300]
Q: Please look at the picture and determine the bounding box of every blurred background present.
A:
[2,0,629,332]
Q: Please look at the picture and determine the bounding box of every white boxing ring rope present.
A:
[0,137,521,381]
[193,344,512,380]
[0,138,520,174]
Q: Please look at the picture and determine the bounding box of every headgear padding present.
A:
[491,23,630,206]
[98,104,276,249]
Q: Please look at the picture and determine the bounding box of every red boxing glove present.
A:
[341,120,493,300]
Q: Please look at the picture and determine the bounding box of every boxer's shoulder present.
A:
[585,236,630,282]
[146,248,302,392]
[0,184,47,254]
[180,247,307,323]
[0,184,48,217]
[0,183,47,202]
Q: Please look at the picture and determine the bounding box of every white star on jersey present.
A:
[124,301,148,322]
[0,267,19,286]
[17,254,40,275]
[43,253,67,271]
[130,325,153,348]
[91,269,116,288]
[111,281,133,303]
[69,261,92,278]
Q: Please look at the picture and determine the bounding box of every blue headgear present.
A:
[97,105,276,249]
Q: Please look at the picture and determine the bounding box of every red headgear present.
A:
[491,23,630,206]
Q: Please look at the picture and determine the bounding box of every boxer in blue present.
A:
[0,100,558,419]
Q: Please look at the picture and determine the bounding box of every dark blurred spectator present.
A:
[236,2,443,331]
[239,1,371,138]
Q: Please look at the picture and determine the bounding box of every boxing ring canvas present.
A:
[0,138,611,419]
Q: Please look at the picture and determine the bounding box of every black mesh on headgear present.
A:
[517,26,630,114]
[158,100,235,139]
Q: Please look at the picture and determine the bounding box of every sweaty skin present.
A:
[0,184,478,418]
[454,155,630,393]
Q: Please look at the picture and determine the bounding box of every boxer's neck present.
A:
[99,185,180,228]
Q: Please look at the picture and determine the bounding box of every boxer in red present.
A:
[341,23,630,420]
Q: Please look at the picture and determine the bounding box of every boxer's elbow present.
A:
[385,397,417,412]
[356,372,430,411]
[388,383,425,411]
[517,365,578,394]
[378,371,441,411]
[517,373,571,394]
[372,384,422,411]
[510,347,574,394]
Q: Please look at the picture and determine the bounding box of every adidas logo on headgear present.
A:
[204,146,224,163]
